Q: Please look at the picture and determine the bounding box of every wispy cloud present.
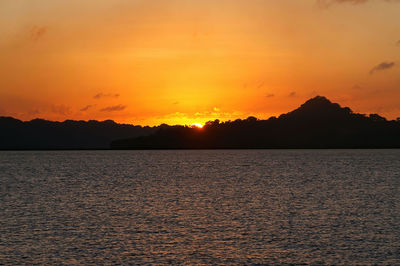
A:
[369,62,396,75]
[93,93,120,99]
[327,0,368,4]
[30,26,47,41]
[266,93,275,98]
[100,105,126,112]
[257,81,265,89]
[28,109,40,115]
[317,0,399,7]
[51,104,71,115]
[80,105,93,112]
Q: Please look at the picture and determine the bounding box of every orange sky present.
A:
[1,0,399,126]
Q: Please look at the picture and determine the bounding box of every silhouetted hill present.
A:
[111,96,400,149]
[0,117,156,149]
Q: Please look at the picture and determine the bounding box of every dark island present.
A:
[111,96,400,149]
[1,96,399,150]
[0,118,157,150]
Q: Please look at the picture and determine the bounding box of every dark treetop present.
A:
[0,118,156,150]
[111,96,400,149]
[1,96,399,150]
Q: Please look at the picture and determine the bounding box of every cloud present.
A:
[257,81,265,89]
[28,109,40,115]
[80,105,93,112]
[317,0,399,7]
[325,0,368,4]
[51,105,71,115]
[100,105,126,112]
[369,62,396,75]
[93,93,120,99]
[30,26,47,41]
[266,93,275,98]
[289,91,297,97]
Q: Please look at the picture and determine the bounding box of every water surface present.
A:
[0,150,399,264]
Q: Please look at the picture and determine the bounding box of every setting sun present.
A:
[191,123,204,128]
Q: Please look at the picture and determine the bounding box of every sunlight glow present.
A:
[191,123,204,128]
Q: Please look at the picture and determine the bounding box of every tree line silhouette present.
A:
[1,96,399,150]
[0,118,156,149]
[111,96,400,149]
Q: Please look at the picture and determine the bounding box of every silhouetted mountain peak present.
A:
[302,95,332,107]
[297,96,341,112]
[111,94,400,149]
[281,96,352,120]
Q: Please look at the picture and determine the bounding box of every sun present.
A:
[191,122,204,128]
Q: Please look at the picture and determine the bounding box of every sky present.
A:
[0,0,399,126]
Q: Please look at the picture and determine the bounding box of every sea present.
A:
[0,150,399,264]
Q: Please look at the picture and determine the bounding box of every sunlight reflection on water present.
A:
[0,150,399,264]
